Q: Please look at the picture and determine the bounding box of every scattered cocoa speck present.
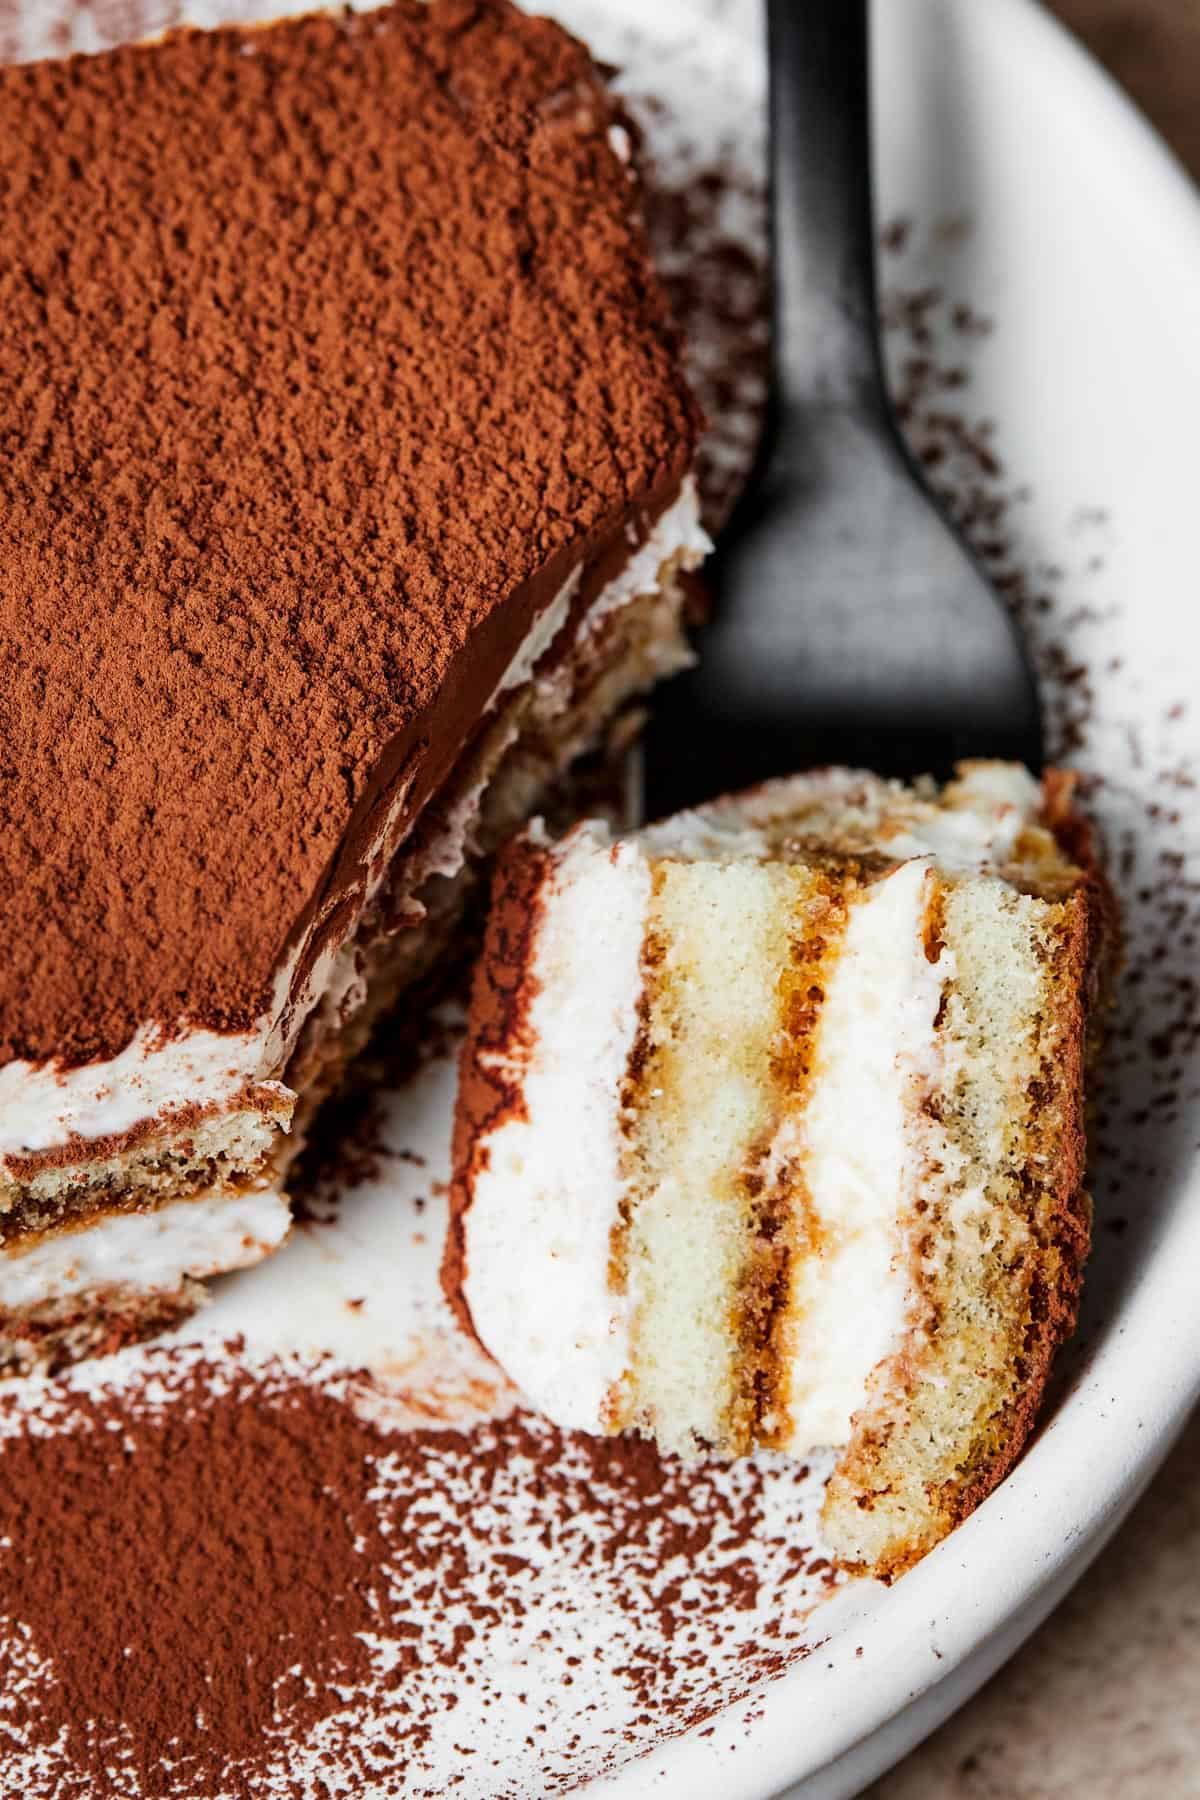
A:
[638,153,769,532]
[880,215,912,254]
[875,227,1199,1460]
[950,300,994,335]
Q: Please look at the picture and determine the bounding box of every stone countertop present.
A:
[869,11,1198,1795]
[866,1418,1200,1797]
[1044,0,1200,177]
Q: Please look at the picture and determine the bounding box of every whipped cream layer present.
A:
[0,1185,291,1309]
[0,1017,292,1162]
[0,482,708,1176]
[461,823,646,1428]
[772,859,948,1452]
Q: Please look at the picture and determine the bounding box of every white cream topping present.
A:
[0,483,709,1171]
[883,763,1042,871]
[607,123,633,164]
[0,965,296,1162]
[399,763,505,893]
[493,476,706,705]
[0,1186,291,1309]
[461,824,647,1429]
[774,858,949,1453]
[0,1028,244,1158]
[642,759,1044,877]
[584,477,708,638]
[492,570,582,702]
[409,481,708,897]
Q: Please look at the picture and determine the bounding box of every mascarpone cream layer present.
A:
[462,824,646,1428]
[772,858,947,1453]
[0,1185,291,1309]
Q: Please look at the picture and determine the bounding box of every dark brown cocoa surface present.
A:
[0,0,699,1068]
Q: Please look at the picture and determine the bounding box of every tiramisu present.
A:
[444,764,1114,1578]
[0,0,707,1369]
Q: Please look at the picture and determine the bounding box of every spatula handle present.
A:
[767,0,884,419]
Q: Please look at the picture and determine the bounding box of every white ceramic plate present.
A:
[4,1,1200,1795]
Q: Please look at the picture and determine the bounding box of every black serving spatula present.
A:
[642,0,1042,819]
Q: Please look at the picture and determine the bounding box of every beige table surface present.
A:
[867,5,1200,1797]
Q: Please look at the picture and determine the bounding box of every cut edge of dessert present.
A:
[0,0,709,1372]
[443,761,1116,1580]
[0,490,705,1372]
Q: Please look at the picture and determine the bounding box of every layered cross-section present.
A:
[445,764,1114,1577]
[0,0,707,1367]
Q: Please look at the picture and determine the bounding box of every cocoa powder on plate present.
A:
[0,1358,397,1796]
[0,1349,826,1798]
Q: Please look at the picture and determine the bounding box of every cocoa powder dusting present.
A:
[0,0,699,1068]
[0,1359,396,1796]
[0,1348,829,1798]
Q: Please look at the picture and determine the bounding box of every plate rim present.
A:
[584,0,1200,1791]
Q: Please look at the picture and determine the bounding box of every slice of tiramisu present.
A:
[444,764,1114,1579]
[0,0,707,1370]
